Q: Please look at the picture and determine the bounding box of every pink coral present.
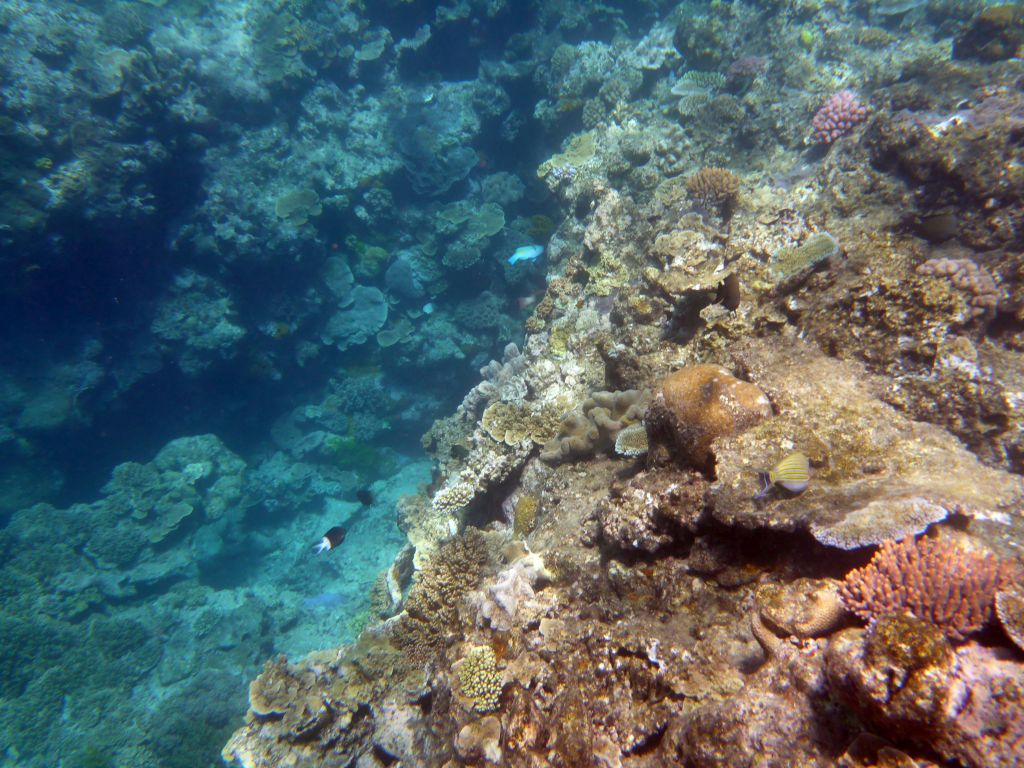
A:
[839,537,1004,642]
[812,90,868,144]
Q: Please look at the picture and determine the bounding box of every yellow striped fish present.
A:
[755,452,810,499]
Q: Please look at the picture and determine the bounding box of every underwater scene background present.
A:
[1,0,1023,766]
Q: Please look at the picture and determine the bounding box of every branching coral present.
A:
[839,537,1006,641]
[686,167,740,213]
[390,529,489,662]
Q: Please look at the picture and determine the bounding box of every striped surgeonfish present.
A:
[755,451,810,499]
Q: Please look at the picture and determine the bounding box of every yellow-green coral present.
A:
[459,646,503,713]
[480,402,562,446]
[275,188,321,226]
[537,132,596,177]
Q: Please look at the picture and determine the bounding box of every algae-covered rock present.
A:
[596,467,708,552]
[711,337,1024,548]
[826,617,1024,767]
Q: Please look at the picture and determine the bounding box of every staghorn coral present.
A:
[457,646,503,713]
[390,528,489,662]
[646,364,772,470]
[838,537,1005,642]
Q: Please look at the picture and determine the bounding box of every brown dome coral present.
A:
[646,364,772,469]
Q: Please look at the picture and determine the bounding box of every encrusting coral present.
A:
[839,536,1007,642]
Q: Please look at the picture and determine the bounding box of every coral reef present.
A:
[827,616,1024,767]
[6,1,1024,766]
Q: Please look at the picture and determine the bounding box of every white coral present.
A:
[475,553,552,631]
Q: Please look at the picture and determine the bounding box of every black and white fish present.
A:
[313,525,347,554]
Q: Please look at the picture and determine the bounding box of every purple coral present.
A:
[916,257,1000,318]
[811,90,868,144]
[727,56,769,80]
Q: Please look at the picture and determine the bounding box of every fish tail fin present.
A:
[752,471,772,501]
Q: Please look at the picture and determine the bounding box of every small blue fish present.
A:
[508,245,544,265]
[754,452,810,500]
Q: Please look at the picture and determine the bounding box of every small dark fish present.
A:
[314,525,347,553]
[356,488,374,506]
[715,273,741,311]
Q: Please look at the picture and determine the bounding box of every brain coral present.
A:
[646,364,772,469]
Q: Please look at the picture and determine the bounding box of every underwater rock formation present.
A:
[827,616,1024,768]
[710,337,1024,549]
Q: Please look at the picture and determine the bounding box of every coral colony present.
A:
[0,2,1022,768]
[811,90,869,144]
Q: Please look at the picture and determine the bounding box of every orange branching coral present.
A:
[839,537,1004,642]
